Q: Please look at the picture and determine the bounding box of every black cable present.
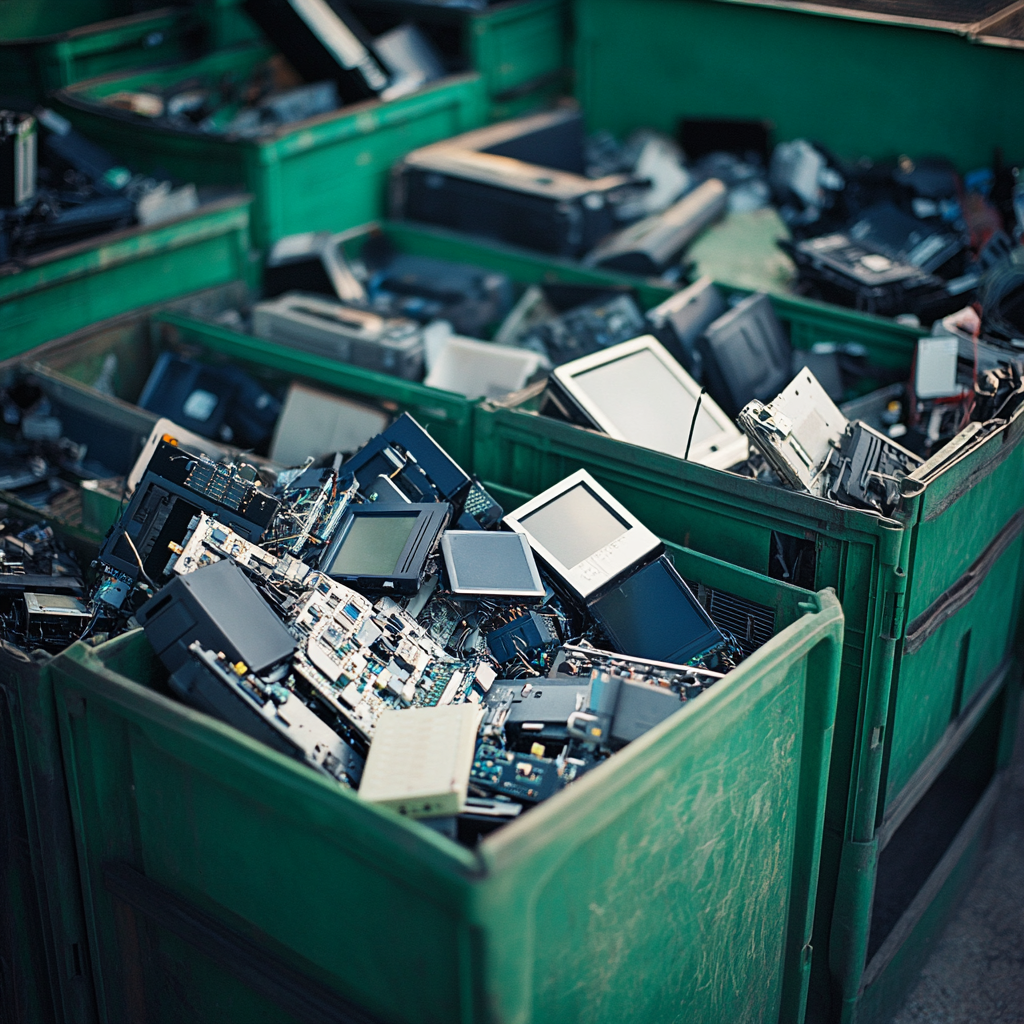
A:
[684,388,706,462]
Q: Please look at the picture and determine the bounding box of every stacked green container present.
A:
[41,534,841,1023]
[574,0,1024,171]
[473,356,1024,1023]
[49,46,489,250]
[195,0,570,120]
[558,1,1024,1016]
[0,195,253,360]
[0,5,198,99]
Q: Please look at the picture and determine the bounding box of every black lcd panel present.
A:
[321,502,449,593]
[518,482,628,570]
[330,514,418,575]
[589,556,723,665]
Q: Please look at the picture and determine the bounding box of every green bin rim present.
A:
[0,4,185,45]
[695,0,1024,46]
[54,45,484,145]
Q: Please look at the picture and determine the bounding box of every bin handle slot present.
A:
[904,508,1024,654]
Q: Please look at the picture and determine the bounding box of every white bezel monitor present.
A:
[550,335,749,470]
[503,469,661,601]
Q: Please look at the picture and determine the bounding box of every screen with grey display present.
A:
[519,482,629,568]
[570,348,722,453]
[330,514,417,575]
[447,533,539,591]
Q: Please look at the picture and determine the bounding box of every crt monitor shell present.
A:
[503,468,661,601]
[551,335,749,470]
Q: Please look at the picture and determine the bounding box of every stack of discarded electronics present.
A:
[391,109,1023,325]
[524,271,1024,504]
[10,412,763,844]
[0,106,199,263]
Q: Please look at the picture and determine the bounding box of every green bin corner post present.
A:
[467,0,570,116]
[0,646,97,1024]
[818,481,919,1024]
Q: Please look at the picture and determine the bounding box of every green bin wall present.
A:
[52,49,489,250]
[0,7,196,99]
[574,0,1024,170]
[0,195,252,359]
[0,643,98,1024]
[50,543,841,1024]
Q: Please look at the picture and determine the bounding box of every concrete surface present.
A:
[888,711,1024,1024]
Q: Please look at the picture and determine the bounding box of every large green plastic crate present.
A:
[194,0,569,117]
[0,6,197,99]
[474,387,1024,1021]
[0,630,100,1024]
[28,218,678,477]
[0,194,252,359]
[51,47,488,250]
[574,0,1024,171]
[47,537,841,1024]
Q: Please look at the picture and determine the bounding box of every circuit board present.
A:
[170,513,492,744]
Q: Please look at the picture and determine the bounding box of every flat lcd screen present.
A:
[519,481,628,568]
[590,556,723,664]
[442,531,545,597]
[568,348,723,453]
[329,514,418,576]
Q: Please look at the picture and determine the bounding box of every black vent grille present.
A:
[686,580,776,658]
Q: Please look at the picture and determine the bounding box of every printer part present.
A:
[697,291,793,418]
[644,275,728,375]
[393,109,647,257]
[584,178,728,276]
[264,231,368,303]
[241,0,393,103]
[137,353,281,450]
[738,367,922,515]
[253,292,425,380]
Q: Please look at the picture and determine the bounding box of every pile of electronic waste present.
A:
[393,108,730,279]
[13,412,765,844]
[391,109,1024,325]
[87,0,455,138]
[191,226,664,401]
[0,513,90,654]
[0,107,200,263]
[526,271,1024,517]
[770,138,1018,323]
